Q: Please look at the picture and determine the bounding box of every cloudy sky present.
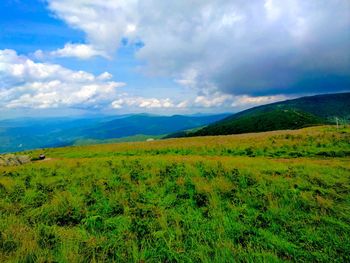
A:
[0,0,349,117]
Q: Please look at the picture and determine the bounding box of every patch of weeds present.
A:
[37,225,60,249]
[0,231,19,254]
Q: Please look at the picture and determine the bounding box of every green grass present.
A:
[73,134,165,146]
[0,126,349,262]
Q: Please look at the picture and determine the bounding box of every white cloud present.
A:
[97,72,113,80]
[231,95,289,107]
[47,0,139,54]
[1,49,286,112]
[110,92,288,112]
[194,93,233,108]
[193,92,289,109]
[0,49,125,109]
[111,96,180,109]
[35,43,108,60]
[264,0,281,21]
[46,0,350,96]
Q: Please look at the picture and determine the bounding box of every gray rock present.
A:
[0,154,31,166]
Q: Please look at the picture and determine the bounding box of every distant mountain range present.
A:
[169,92,350,137]
[0,113,230,153]
[1,92,349,153]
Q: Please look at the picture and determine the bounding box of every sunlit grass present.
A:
[0,126,349,262]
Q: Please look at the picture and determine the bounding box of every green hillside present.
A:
[192,109,325,136]
[228,92,350,121]
[184,92,350,137]
[0,126,349,262]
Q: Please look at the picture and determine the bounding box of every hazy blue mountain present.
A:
[0,113,230,153]
[78,114,231,139]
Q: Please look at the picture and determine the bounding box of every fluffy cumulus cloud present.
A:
[111,95,187,109]
[35,43,109,60]
[47,0,350,97]
[110,92,287,112]
[193,93,288,108]
[0,49,125,109]
[0,48,292,112]
[47,0,139,53]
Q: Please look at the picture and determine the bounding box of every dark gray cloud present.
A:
[47,0,350,97]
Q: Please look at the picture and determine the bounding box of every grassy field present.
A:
[0,126,349,262]
[73,134,165,146]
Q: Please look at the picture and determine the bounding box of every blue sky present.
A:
[0,0,349,118]
[0,0,82,53]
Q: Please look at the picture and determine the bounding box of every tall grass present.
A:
[0,126,349,262]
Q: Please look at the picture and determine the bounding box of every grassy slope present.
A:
[0,126,349,262]
[73,134,165,146]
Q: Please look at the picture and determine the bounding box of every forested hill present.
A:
[229,92,350,120]
[192,109,325,136]
[177,92,350,137]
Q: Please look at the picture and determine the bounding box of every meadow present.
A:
[0,126,349,262]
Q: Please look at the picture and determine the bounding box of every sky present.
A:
[0,0,349,118]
